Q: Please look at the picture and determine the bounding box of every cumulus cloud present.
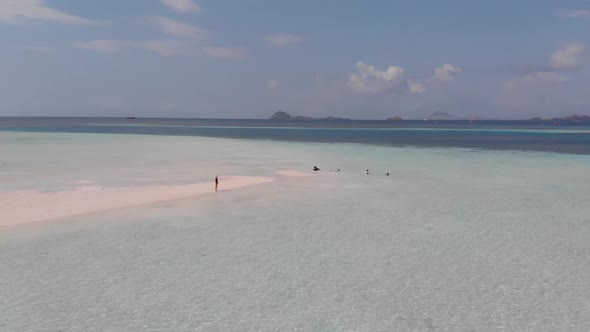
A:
[508,43,586,87]
[501,43,587,107]
[502,43,585,91]
[160,0,201,13]
[431,64,463,82]
[266,34,304,48]
[0,0,95,25]
[149,16,206,38]
[349,62,416,94]
[202,47,248,59]
[556,9,590,18]
[348,61,462,95]
[267,80,279,89]
[550,43,586,69]
[73,40,193,56]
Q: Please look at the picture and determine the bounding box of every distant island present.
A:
[270,111,349,121]
[528,114,590,122]
[270,111,590,122]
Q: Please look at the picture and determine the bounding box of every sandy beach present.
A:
[0,175,274,227]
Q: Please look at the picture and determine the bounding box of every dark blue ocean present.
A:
[2,117,590,155]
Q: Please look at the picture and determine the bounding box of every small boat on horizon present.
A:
[125,115,136,120]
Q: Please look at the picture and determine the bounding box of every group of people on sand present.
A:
[313,166,340,172]
[214,165,391,191]
[314,166,389,176]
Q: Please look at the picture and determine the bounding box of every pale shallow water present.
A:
[1,132,590,331]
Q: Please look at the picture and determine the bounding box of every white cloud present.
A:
[501,44,585,108]
[348,61,464,95]
[431,64,463,82]
[160,0,201,13]
[149,16,206,38]
[349,62,415,94]
[267,80,279,89]
[202,47,248,59]
[266,34,304,48]
[74,40,193,56]
[556,9,590,18]
[0,0,95,25]
[550,43,586,69]
[348,61,426,94]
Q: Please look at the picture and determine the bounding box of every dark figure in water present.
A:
[215,176,219,192]
[386,172,390,176]
[337,169,340,172]
[313,166,320,171]
[366,169,370,175]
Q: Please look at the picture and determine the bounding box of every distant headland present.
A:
[269,111,590,122]
[269,111,349,121]
[528,114,590,122]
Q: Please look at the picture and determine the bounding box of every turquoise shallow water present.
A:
[1,132,590,330]
[2,117,590,154]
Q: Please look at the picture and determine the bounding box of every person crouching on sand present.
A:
[215,176,219,192]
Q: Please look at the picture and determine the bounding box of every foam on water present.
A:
[1,132,590,330]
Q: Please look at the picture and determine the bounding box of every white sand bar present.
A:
[0,175,273,226]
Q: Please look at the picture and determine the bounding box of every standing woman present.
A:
[215,176,219,192]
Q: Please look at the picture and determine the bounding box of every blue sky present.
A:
[1,0,589,119]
